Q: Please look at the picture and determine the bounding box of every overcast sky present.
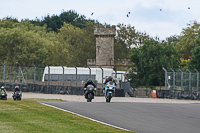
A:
[0,0,200,40]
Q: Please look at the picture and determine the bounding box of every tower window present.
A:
[97,46,101,53]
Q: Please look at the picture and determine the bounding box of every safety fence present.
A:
[0,65,128,87]
[0,64,127,97]
[0,65,94,87]
[161,68,200,100]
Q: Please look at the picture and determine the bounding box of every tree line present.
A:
[0,10,200,88]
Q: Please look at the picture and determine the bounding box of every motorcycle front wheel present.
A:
[87,93,93,102]
[106,93,112,103]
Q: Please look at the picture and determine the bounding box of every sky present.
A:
[0,0,200,40]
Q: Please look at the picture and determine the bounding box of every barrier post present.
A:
[186,69,191,91]
[194,69,199,95]
[61,65,64,87]
[178,69,183,92]
[170,68,176,90]
[88,66,91,79]
[32,64,36,84]
[162,67,168,90]
[100,66,104,89]
[75,66,77,88]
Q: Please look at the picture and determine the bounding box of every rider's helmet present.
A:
[15,86,19,91]
[108,76,113,81]
[0,86,5,91]
[87,78,93,83]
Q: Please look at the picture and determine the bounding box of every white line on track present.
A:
[40,103,131,132]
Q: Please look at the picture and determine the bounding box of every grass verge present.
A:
[0,98,132,133]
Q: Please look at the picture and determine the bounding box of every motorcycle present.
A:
[0,90,7,100]
[84,84,96,102]
[105,81,116,102]
[13,91,22,100]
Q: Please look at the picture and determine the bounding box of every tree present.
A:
[42,31,71,66]
[30,10,93,32]
[0,28,48,67]
[166,35,179,45]
[0,20,50,67]
[175,21,200,59]
[114,38,129,60]
[128,39,180,88]
[0,18,96,67]
[0,17,19,28]
[54,22,96,66]
[114,24,150,60]
[187,46,200,69]
[187,33,200,69]
[59,10,87,29]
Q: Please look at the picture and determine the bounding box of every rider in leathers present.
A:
[84,79,96,98]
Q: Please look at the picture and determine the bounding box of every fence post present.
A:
[113,67,117,78]
[194,69,199,95]
[186,69,191,91]
[46,64,50,86]
[170,68,175,90]
[162,67,168,90]
[88,66,91,79]
[16,62,21,83]
[74,66,77,88]
[100,66,104,89]
[32,64,36,84]
[178,69,183,92]
[1,62,5,84]
[61,65,64,87]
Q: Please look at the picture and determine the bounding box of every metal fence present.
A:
[0,65,96,87]
[162,68,200,99]
[0,64,127,88]
[0,64,129,97]
[0,65,45,85]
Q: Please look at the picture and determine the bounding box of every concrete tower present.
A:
[95,25,116,68]
[87,25,116,68]
[87,25,131,71]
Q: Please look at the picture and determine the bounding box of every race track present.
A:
[42,102,200,133]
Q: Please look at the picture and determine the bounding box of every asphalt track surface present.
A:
[43,102,200,133]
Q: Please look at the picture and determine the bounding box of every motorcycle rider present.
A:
[104,76,116,85]
[84,78,97,94]
[84,79,97,100]
[13,86,21,93]
[0,86,6,92]
[104,76,116,88]
[12,85,22,100]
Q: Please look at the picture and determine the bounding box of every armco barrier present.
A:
[115,89,125,97]
[156,90,170,98]
[156,89,200,100]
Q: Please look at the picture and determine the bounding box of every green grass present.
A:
[0,98,132,133]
